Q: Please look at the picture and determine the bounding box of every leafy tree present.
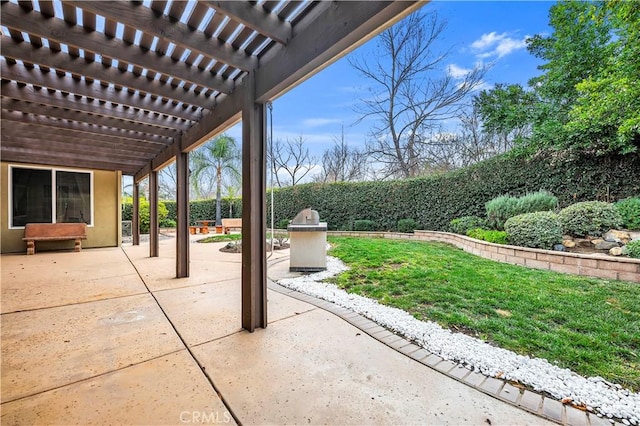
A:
[526,0,638,154]
[191,134,241,226]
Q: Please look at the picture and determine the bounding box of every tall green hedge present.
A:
[123,198,242,226]
[267,152,639,231]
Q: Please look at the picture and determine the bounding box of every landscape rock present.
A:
[553,244,566,252]
[604,230,631,244]
[591,238,605,246]
[575,238,593,248]
[562,239,576,248]
[609,247,624,256]
[595,241,620,250]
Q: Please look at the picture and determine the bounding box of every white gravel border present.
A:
[277,256,640,423]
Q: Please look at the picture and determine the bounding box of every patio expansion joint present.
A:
[267,278,586,426]
[120,247,243,426]
[0,348,186,405]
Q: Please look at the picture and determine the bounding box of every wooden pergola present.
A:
[0,0,423,331]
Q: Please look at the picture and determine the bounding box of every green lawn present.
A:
[197,233,241,243]
[326,236,640,391]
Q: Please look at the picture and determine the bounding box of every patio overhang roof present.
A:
[1,0,423,179]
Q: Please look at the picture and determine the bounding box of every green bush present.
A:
[624,240,640,258]
[397,218,419,233]
[138,199,169,234]
[466,228,508,244]
[276,219,290,229]
[449,216,486,235]
[160,218,176,228]
[516,190,558,214]
[615,197,640,230]
[353,220,378,231]
[485,190,558,230]
[504,211,563,250]
[485,195,519,230]
[559,201,623,237]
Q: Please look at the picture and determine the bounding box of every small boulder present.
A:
[591,238,605,246]
[609,247,623,256]
[562,239,576,248]
[595,241,620,250]
[575,238,592,248]
[603,229,631,244]
[553,244,566,252]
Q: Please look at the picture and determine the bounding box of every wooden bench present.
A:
[22,223,88,255]
[221,218,242,234]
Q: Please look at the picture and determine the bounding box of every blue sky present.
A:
[227,1,555,159]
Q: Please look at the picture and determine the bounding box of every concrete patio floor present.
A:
[1,235,557,425]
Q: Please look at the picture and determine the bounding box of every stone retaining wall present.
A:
[328,230,640,283]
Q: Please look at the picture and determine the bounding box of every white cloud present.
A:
[447,64,472,79]
[471,31,528,59]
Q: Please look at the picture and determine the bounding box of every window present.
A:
[10,166,93,228]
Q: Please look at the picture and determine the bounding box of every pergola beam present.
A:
[201,1,291,45]
[66,1,256,72]
[0,81,193,131]
[1,113,173,146]
[1,39,217,109]
[1,61,200,121]
[0,2,234,94]
[1,98,181,139]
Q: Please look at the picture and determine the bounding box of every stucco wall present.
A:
[1,162,121,253]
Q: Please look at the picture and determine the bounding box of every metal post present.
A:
[176,153,190,278]
[241,71,267,331]
[149,169,159,257]
[132,182,140,246]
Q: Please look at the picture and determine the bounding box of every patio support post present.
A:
[149,168,159,257]
[241,71,267,332]
[176,152,189,278]
[132,181,140,246]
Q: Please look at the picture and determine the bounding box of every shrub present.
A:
[353,220,378,231]
[397,218,420,233]
[138,199,169,234]
[449,216,486,235]
[160,218,176,228]
[485,195,519,230]
[485,190,558,230]
[624,240,640,258]
[504,211,563,249]
[559,201,623,237]
[466,228,508,244]
[276,219,290,229]
[615,197,640,230]
[516,190,558,214]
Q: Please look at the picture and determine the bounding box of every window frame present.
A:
[8,164,94,229]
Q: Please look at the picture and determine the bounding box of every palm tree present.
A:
[191,134,241,226]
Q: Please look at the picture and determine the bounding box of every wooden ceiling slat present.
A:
[17,1,34,12]
[1,114,173,147]
[150,1,168,14]
[66,1,256,71]
[203,11,226,37]
[245,34,269,56]
[2,98,180,139]
[201,1,291,45]
[122,25,136,44]
[2,42,212,108]
[187,3,210,31]
[167,1,188,22]
[232,27,256,50]
[0,81,193,131]
[104,18,117,38]
[38,0,56,17]
[0,3,233,94]
[217,19,240,43]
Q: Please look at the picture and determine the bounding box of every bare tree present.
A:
[317,125,368,182]
[158,164,177,200]
[269,135,317,187]
[350,11,488,179]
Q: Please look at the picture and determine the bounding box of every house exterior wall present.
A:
[1,162,122,254]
